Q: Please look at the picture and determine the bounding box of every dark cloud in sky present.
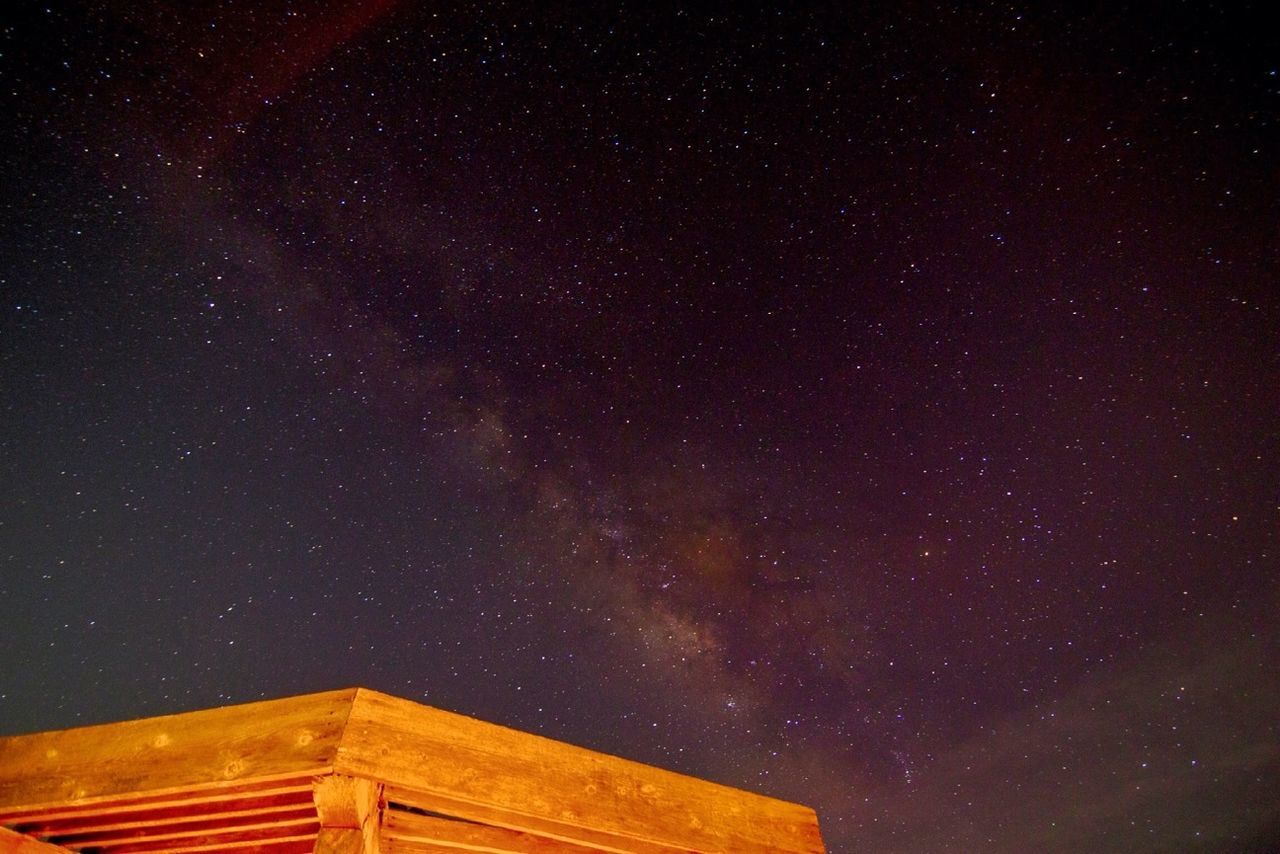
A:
[2,2,1276,851]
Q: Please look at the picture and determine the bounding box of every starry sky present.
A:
[1,2,1277,851]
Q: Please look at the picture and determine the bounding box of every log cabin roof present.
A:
[0,687,825,853]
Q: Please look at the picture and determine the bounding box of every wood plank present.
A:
[99,830,317,854]
[252,842,317,854]
[203,842,315,854]
[49,815,317,849]
[0,826,74,853]
[13,791,315,836]
[66,823,318,853]
[385,842,521,854]
[45,808,317,847]
[382,809,607,853]
[384,839,596,854]
[336,690,824,853]
[0,781,315,825]
[384,789,672,854]
[0,690,356,811]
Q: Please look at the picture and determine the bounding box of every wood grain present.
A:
[0,690,355,811]
[337,689,824,853]
[0,688,824,853]
[314,774,383,853]
[0,826,74,853]
[382,809,606,853]
[0,781,315,825]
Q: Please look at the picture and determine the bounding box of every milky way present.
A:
[2,3,1277,851]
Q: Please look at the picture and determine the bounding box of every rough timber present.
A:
[0,687,825,853]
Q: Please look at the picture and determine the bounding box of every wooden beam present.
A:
[1,689,825,852]
[383,788,673,854]
[0,826,73,854]
[11,789,315,837]
[0,780,316,826]
[41,810,318,848]
[382,809,606,853]
[50,815,318,851]
[92,828,318,854]
[314,775,382,854]
[337,689,825,853]
[0,690,356,812]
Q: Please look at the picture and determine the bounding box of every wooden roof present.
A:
[0,687,825,853]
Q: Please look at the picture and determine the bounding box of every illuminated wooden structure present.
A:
[0,687,824,853]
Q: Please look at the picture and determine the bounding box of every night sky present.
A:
[2,2,1277,851]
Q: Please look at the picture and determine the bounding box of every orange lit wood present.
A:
[0,689,354,810]
[0,826,72,853]
[0,780,316,825]
[382,809,602,853]
[314,775,382,854]
[339,690,823,853]
[15,796,314,837]
[0,688,825,854]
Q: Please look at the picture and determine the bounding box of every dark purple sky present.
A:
[2,2,1277,851]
